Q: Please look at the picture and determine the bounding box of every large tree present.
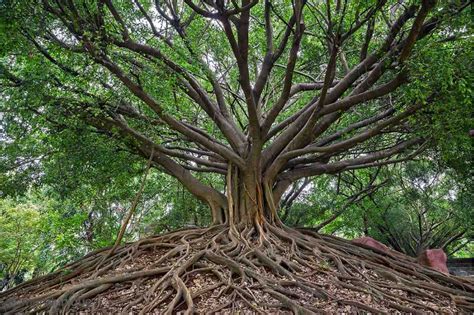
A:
[1,0,473,313]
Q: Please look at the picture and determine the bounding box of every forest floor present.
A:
[1,224,473,314]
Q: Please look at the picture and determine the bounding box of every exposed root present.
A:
[1,223,473,314]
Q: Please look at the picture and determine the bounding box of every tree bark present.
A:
[218,162,282,228]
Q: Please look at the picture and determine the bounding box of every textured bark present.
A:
[222,163,278,227]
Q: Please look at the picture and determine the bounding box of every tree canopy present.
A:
[1,0,471,227]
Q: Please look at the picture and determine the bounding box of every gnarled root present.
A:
[1,223,473,314]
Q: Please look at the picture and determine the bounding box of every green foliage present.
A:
[0,199,42,288]
[0,196,87,289]
[286,158,473,258]
[406,33,473,180]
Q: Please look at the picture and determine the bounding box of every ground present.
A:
[1,224,473,314]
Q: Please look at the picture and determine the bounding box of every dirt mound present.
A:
[1,225,473,313]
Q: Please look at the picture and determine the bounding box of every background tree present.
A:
[291,160,473,257]
[0,199,42,291]
[364,161,473,257]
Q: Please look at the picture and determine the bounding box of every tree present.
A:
[1,0,473,313]
[365,161,473,257]
[279,167,386,229]
[296,160,473,257]
[0,199,42,291]
[0,196,91,291]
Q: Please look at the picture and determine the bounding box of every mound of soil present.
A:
[1,225,473,314]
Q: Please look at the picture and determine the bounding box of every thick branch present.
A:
[279,138,424,181]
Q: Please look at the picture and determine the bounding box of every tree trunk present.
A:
[214,163,281,228]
